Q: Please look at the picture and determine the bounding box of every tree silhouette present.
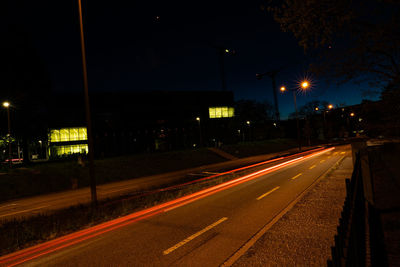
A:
[265,0,400,89]
[0,22,51,162]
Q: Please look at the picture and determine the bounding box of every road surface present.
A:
[0,146,322,221]
[0,145,351,267]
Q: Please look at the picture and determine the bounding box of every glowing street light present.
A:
[246,120,251,125]
[301,81,309,89]
[196,117,202,146]
[328,104,334,109]
[280,86,286,92]
[315,107,319,111]
[2,101,12,167]
[280,88,302,151]
[350,112,355,117]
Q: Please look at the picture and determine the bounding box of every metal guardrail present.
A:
[328,144,388,267]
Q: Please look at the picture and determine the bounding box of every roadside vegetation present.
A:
[0,139,300,202]
[0,148,225,202]
[220,138,298,158]
[0,158,274,256]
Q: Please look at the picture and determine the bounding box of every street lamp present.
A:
[196,117,202,147]
[3,101,12,167]
[245,121,251,141]
[350,112,355,117]
[256,69,283,122]
[301,81,309,89]
[280,86,306,151]
[214,46,235,91]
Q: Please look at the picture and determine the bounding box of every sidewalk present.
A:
[233,153,353,266]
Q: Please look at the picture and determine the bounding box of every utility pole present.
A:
[2,102,12,167]
[214,46,235,91]
[256,69,282,122]
[292,90,301,152]
[78,0,97,206]
[218,49,227,91]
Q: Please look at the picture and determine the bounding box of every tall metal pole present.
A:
[78,0,97,206]
[7,107,12,168]
[218,49,227,91]
[293,90,301,151]
[197,118,203,147]
[270,74,280,122]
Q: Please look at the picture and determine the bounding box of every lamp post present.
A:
[196,117,202,147]
[214,46,235,91]
[246,120,251,141]
[3,102,12,167]
[315,104,334,139]
[280,80,310,151]
[256,69,283,122]
[78,0,97,206]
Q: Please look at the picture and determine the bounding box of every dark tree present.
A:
[265,0,400,88]
[0,18,51,162]
[234,100,274,123]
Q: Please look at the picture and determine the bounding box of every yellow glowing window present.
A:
[50,129,60,142]
[78,128,87,140]
[228,107,234,117]
[209,107,216,118]
[208,107,234,119]
[221,107,228,117]
[60,129,69,142]
[50,144,89,156]
[215,108,222,118]
[70,128,79,141]
[49,127,88,143]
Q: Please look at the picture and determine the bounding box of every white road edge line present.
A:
[0,205,50,218]
[256,186,280,200]
[221,154,346,267]
[163,217,228,255]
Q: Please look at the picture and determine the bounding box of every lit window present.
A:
[78,128,87,140]
[215,108,222,118]
[80,144,88,153]
[70,128,79,141]
[49,128,88,143]
[222,107,228,117]
[50,129,60,142]
[208,107,235,119]
[228,107,234,117]
[209,107,216,118]
[60,129,69,142]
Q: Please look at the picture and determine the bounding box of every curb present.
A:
[221,155,347,267]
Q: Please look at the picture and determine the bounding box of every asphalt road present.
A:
[2,145,351,267]
[0,146,321,221]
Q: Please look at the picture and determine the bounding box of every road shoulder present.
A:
[232,155,353,266]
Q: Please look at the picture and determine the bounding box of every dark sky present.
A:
[5,0,377,118]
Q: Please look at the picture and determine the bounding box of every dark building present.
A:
[47,91,235,158]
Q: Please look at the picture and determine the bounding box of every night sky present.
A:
[5,0,378,119]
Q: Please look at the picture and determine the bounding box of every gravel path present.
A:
[234,156,353,267]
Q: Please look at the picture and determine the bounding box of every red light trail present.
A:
[0,147,333,266]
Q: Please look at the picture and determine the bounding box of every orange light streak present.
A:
[0,147,334,266]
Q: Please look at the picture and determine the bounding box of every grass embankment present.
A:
[221,138,299,158]
[0,160,272,256]
[0,148,225,202]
